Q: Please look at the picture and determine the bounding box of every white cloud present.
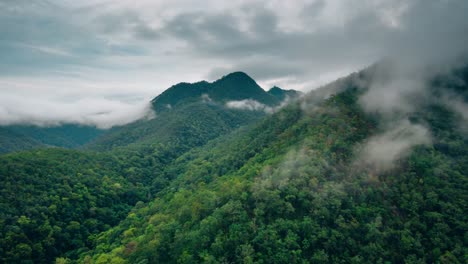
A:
[0,0,467,127]
[0,91,154,129]
[225,99,273,113]
[357,120,431,172]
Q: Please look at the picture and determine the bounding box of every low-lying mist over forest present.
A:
[0,1,467,263]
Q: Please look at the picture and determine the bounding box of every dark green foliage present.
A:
[0,127,44,154]
[86,102,266,192]
[0,149,146,263]
[82,83,467,263]
[9,124,105,148]
[88,102,262,152]
[0,124,104,154]
[1,69,467,264]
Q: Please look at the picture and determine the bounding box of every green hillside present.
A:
[81,66,467,263]
[87,102,262,152]
[0,125,104,154]
[0,127,44,154]
[88,72,285,152]
[0,72,291,263]
[0,66,466,264]
[0,149,147,263]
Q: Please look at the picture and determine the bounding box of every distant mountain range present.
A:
[151,72,299,112]
[0,124,104,154]
[0,72,300,154]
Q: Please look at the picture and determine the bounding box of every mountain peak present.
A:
[268,86,302,101]
[152,72,282,112]
[268,86,284,93]
[215,71,256,84]
[222,71,252,78]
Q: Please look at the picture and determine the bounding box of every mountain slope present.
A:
[1,65,466,263]
[0,149,147,263]
[88,102,261,152]
[0,127,44,154]
[0,124,104,154]
[82,66,467,263]
[81,72,305,216]
[0,72,298,263]
[87,72,294,153]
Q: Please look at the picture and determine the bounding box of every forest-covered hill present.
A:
[0,64,467,263]
[0,125,103,154]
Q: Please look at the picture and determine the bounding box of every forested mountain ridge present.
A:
[0,127,44,154]
[82,63,468,263]
[86,102,262,152]
[0,72,295,155]
[87,72,297,154]
[0,125,103,154]
[0,72,300,263]
[0,64,467,263]
[151,71,282,113]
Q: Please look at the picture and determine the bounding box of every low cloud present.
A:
[225,99,274,113]
[225,95,298,114]
[358,61,428,116]
[201,93,213,103]
[0,93,155,129]
[354,56,467,172]
[440,88,468,133]
[254,147,326,191]
[356,120,431,172]
[448,98,468,125]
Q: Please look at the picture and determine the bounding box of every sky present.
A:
[0,0,467,128]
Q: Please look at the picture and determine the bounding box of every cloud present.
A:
[225,99,274,113]
[1,0,468,127]
[0,91,155,129]
[201,94,213,103]
[358,60,429,116]
[225,94,297,114]
[352,52,468,173]
[356,120,431,172]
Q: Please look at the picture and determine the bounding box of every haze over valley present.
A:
[0,1,467,263]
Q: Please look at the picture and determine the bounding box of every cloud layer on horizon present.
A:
[1,0,467,127]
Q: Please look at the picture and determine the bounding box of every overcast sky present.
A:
[1,0,467,128]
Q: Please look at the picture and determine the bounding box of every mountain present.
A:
[151,72,281,113]
[81,64,468,263]
[0,72,297,155]
[0,71,299,263]
[268,86,302,101]
[88,72,292,152]
[0,127,44,154]
[0,124,103,154]
[85,72,291,192]
[0,66,467,263]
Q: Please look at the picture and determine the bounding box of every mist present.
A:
[357,120,431,172]
[0,93,155,129]
[225,99,271,113]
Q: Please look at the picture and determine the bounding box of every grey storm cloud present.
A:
[0,0,467,128]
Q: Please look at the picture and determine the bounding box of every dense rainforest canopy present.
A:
[0,64,467,263]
